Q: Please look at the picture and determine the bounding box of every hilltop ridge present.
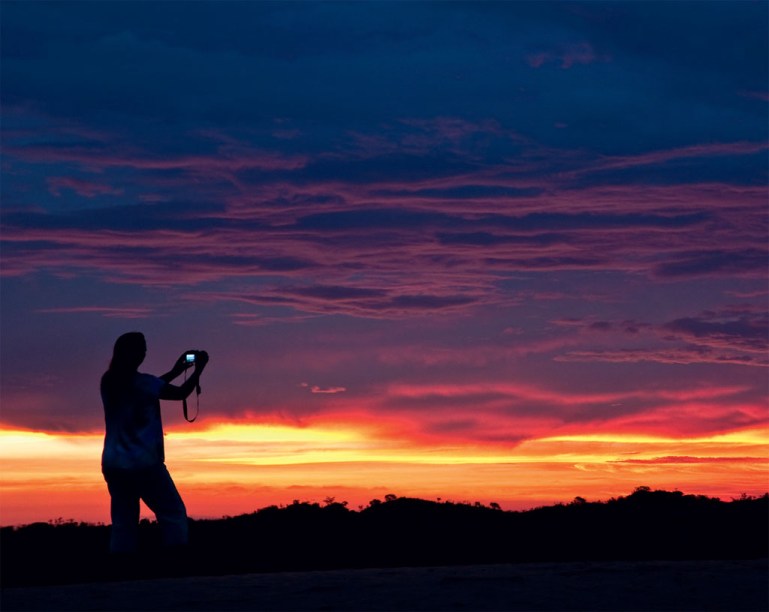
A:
[2,487,767,587]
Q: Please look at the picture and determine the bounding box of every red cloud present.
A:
[47,177,123,198]
[36,306,153,319]
[581,141,769,175]
[527,42,609,69]
[8,143,308,174]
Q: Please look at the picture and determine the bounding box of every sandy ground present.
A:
[2,559,767,612]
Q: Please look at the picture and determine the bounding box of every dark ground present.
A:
[3,559,767,611]
[3,489,767,611]
[3,490,767,588]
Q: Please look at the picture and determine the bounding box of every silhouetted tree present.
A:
[2,488,766,587]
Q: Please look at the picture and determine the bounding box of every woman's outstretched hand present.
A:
[174,351,196,373]
[160,350,209,395]
[174,350,208,373]
[193,350,209,371]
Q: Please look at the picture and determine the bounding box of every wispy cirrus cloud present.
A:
[46,176,124,198]
[663,311,769,354]
[611,456,764,465]
[555,308,769,368]
[653,250,768,279]
[36,306,154,319]
[182,284,486,320]
[7,141,309,174]
[2,173,765,314]
[527,42,610,69]
[559,347,768,368]
[362,378,766,444]
[578,141,769,175]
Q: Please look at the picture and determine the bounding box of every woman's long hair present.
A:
[101,332,146,400]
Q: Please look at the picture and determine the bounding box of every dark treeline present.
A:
[2,487,767,587]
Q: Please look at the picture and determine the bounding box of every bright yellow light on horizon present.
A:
[0,429,102,459]
[173,422,363,444]
[1,422,767,526]
[539,429,769,445]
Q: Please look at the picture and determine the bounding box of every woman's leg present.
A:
[103,468,141,553]
[140,464,189,547]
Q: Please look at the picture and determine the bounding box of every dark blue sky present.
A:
[1,1,767,447]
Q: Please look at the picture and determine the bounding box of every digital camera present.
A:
[185,353,196,364]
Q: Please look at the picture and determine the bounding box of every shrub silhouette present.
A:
[2,488,766,587]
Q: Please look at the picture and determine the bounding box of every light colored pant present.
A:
[103,463,188,553]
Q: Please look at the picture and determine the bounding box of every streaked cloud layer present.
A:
[1,1,767,522]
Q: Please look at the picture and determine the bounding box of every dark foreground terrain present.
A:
[2,487,767,588]
[2,488,767,611]
[3,559,767,611]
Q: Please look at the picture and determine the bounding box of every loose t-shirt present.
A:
[101,373,166,470]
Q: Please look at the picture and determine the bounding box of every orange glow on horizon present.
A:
[1,421,767,527]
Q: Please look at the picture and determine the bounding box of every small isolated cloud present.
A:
[300,382,347,394]
[527,42,609,69]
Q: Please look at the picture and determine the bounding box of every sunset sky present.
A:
[1,1,767,526]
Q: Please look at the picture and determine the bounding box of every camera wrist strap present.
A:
[182,370,200,423]
[182,394,199,422]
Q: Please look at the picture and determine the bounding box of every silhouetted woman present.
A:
[101,332,208,554]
